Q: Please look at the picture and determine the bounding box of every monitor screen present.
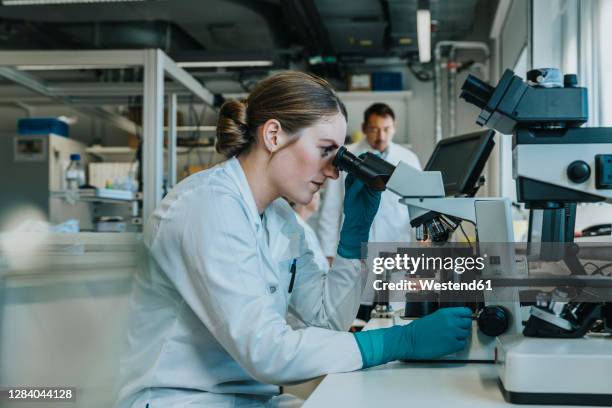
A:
[424,130,495,197]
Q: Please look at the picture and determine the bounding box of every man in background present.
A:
[317,102,421,317]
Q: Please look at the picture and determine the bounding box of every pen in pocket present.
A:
[288,259,297,293]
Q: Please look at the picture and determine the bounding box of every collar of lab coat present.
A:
[224,156,293,245]
[224,157,295,272]
[354,138,400,162]
[224,157,263,231]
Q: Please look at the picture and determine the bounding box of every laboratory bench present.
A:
[304,317,588,408]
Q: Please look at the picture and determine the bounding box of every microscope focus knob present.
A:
[567,160,591,183]
[564,74,578,88]
[477,306,510,337]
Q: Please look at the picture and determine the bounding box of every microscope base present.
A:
[440,322,497,362]
[496,334,612,406]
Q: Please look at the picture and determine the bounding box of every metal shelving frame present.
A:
[0,49,215,221]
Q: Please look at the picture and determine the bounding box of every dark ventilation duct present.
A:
[0,19,205,52]
[224,0,289,48]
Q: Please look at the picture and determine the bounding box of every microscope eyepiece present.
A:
[332,146,396,191]
[332,146,361,171]
[460,74,494,110]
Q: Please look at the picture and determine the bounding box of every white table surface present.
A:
[304,361,586,408]
[304,317,586,408]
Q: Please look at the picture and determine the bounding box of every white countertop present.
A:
[0,232,142,278]
[304,361,585,408]
[305,317,587,408]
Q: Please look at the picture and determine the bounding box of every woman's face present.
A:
[269,113,346,205]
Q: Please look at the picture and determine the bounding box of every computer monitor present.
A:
[424,130,495,197]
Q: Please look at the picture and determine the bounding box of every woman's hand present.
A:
[353,307,473,368]
[337,172,382,259]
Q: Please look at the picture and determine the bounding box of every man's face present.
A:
[363,113,395,152]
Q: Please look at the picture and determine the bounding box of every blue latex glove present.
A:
[337,173,382,259]
[353,307,472,368]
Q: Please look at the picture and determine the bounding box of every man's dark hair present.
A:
[363,103,395,124]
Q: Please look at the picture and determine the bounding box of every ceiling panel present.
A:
[388,0,478,38]
[314,0,383,19]
[0,0,276,51]
[326,21,387,54]
[0,0,483,59]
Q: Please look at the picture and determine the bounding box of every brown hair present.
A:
[363,102,395,125]
[216,71,347,158]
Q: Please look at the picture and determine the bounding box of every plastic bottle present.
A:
[65,153,86,190]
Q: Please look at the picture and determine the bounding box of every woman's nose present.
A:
[323,159,339,180]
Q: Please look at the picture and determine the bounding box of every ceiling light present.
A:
[417,0,431,63]
[176,60,273,68]
[2,0,145,5]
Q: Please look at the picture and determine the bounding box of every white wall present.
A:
[487,0,531,199]
[501,0,529,71]
[404,69,436,162]
[532,0,578,74]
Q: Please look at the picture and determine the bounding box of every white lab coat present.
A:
[286,217,329,330]
[116,157,365,408]
[317,140,421,303]
[296,216,329,275]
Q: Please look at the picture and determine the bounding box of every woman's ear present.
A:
[261,119,285,153]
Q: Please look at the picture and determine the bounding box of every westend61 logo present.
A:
[372,253,486,275]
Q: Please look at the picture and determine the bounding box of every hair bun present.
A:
[215,99,251,157]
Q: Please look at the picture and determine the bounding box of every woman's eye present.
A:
[320,146,334,157]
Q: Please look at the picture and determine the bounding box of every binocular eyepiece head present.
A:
[460,74,495,111]
[332,146,396,191]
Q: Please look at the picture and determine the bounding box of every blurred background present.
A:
[0,1,611,407]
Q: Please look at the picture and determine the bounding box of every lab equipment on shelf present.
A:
[65,153,86,190]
